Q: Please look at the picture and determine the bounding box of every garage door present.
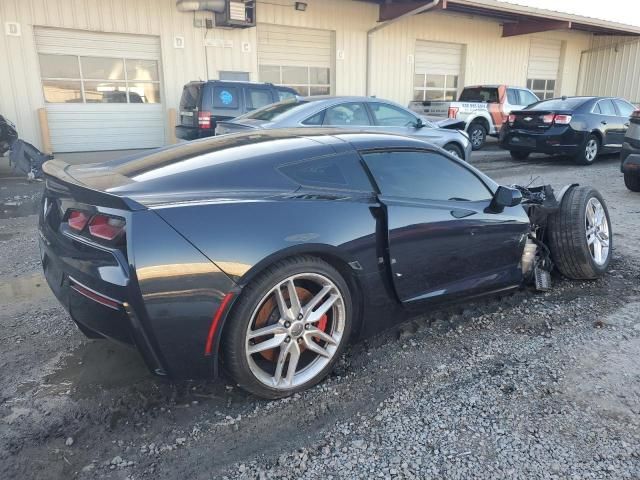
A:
[257,24,333,96]
[413,40,464,101]
[527,38,562,100]
[35,28,164,152]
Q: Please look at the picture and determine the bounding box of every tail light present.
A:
[198,111,212,129]
[631,110,640,119]
[448,107,459,119]
[67,210,125,241]
[553,114,572,125]
[542,114,556,124]
[68,211,90,231]
[508,114,516,125]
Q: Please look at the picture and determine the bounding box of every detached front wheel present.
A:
[222,256,352,399]
[548,186,612,279]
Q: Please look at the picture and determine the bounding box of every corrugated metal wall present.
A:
[578,36,640,104]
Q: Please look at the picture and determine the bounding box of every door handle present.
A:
[600,121,607,125]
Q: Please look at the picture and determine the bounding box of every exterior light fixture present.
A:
[295,2,307,11]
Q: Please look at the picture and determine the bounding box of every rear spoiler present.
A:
[43,159,146,211]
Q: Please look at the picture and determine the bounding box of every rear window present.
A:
[278,153,373,191]
[459,88,499,103]
[241,100,308,121]
[213,87,239,109]
[180,84,201,110]
[528,98,587,111]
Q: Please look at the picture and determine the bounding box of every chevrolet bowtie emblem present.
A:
[524,117,533,121]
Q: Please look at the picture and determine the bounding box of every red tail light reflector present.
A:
[448,107,459,119]
[508,114,516,125]
[88,215,125,241]
[198,111,212,129]
[554,114,572,125]
[68,211,90,231]
[542,114,556,124]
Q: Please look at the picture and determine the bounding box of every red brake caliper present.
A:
[317,314,328,333]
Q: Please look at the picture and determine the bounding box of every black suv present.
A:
[621,109,640,192]
[176,80,297,140]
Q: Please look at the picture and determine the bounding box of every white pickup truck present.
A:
[408,85,539,150]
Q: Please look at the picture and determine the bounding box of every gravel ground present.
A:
[1,149,639,479]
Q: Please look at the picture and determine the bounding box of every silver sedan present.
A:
[214,96,472,161]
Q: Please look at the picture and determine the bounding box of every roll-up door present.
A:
[257,24,334,96]
[527,38,562,99]
[35,27,164,152]
[413,40,464,101]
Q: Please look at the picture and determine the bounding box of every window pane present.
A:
[309,86,330,96]
[84,82,127,103]
[282,66,308,85]
[302,111,324,126]
[278,153,372,191]
[370,102,416,127]
[246,88,273,110]
[592,102,602,114]
[531,79,546,90]
[444,90,457,101]
[39,54,79,78]
[259,65,280,84]
[546,79,556,91]
[218,71,250,81]
[414,74,425,88]
[527,79,533,89]
[519,90,538,106]
[413,90,425,101]
[425,90,445,101]
[81,57,125,80]
[323,103,370,126]
[212,87,238,108]
[615,99,635,117]
[507,89,519,104]
[128,82,161,103]
[42,80,82,103]
[126,59,159,81]
[363,150,492,202]
[599,99,617,116]
[446,76,458,89]
[276,88,296,101]
[309,67,329,85]
[425,74,445,88]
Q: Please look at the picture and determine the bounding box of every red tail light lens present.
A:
[553,114,572,125]
[508,114,516,125]
[542,114,556,124]
[68,210,90,231]
[448,107,459,119]
[198,111,212,129]
[88,214,125,241]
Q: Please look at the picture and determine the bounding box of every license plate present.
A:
[180,111,194,117]
[511,136,535,147]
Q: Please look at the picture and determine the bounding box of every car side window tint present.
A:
[614,99,635,117]
[323,103,371,126]
[519,90,538,106]
[213,87,239,109]
[507,89,519,105]
[599,99,617,116]
[278,153,373,192]
[592,102,602,114]
[362,150,492,202]
[246,88,273,110]
[302,110,324,126]
[369,102,417,127]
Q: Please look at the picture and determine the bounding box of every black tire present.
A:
[222,255,353,399]
[547,186,612,280]
[467,123,487,150]
[574,134,600,165]
[443,143,464,160]
[510,151,530,161]
[624,171,640,192]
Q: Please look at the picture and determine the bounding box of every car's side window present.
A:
[323,103,371,126]
[614,99,635,118]
[507,89,519,105]
[369,102,417,127]
[246,88,273,110]
[278,152,373,192]
[519,90,538,106]
[362,150,492,202]
[302,110,325,126]
[598,99,617,116]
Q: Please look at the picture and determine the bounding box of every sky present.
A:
[499,0,640,27]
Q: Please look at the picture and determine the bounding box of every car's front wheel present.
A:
[547,186,612,279]
[444,143,464,160]
[624,171,640,192]
[575,134,600,165]
[222,256,352,399]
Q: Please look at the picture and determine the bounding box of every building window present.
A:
[219,71,250,81]
[258,65,330,96]
[527,79,555,100]
[414,74,458,101]
[38,53,161,104]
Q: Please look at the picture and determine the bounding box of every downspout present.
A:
[366,0,441,96]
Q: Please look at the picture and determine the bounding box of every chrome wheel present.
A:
[585,197,610,265]
[585,138,598,162]
[245,273,346,390]
[470,127,484,148]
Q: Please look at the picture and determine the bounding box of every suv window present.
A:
[614,99,635,117]
[362,150,492,202]
[518,90,538,106]
[323,103,371,126]
[246,88,273,110]
[213,86,239,109]
[278,152,373,191]
[276,88,296,101]
[369,103,417,127]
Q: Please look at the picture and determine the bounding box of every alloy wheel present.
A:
[585,197,610,265]
[585,138,598,162]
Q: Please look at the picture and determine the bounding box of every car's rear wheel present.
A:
[444,143,464,160]
[510,151,530,160]
[222,256,352,399]
[468,123,486,150]
[574,134,599,165]
[547,186,612,279]
[624,171,640,192]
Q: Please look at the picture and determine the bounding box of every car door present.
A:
[613,99,636,146]
[594,99,622,147]
[366,101,447,144]
[360,149,529,303]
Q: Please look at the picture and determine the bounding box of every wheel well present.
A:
[590,130,603,145]
[468,117,489,132]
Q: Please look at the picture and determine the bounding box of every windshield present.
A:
[527,98,587,111]
[459,88,499,103]
[239,99,308,121]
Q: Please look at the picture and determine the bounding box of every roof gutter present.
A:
[365,0,441,96]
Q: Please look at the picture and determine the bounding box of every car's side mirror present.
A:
[414,118,425,129]
[486,186,522,213]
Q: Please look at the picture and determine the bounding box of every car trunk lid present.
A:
[510,110,572,131]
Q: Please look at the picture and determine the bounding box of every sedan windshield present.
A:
[527,98,587,111]
[239,100,308,121]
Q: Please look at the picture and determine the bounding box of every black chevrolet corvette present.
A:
[39,130,612,398]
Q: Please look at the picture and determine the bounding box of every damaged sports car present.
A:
[39,130,612,399]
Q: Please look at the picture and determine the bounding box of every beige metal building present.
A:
[1,0,639,153]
